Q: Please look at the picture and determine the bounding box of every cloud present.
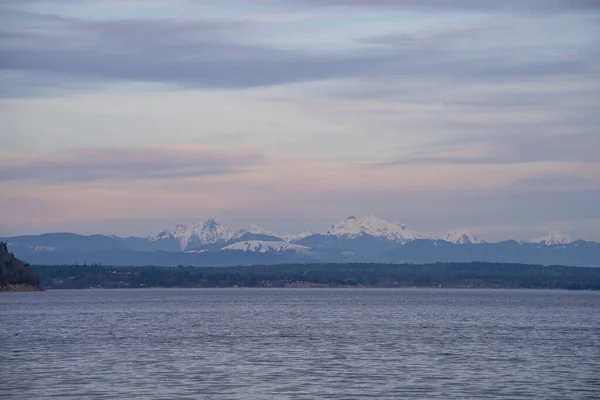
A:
[1,5,597,95]
[288,0,600,12]
[1,157,598,239]
[0,11,373,90]
[4,143,596,191]
[6,0,599,11]
[0,1,597,240]
[387,132,600,165]
[1,144,598,238]
[0,146,265,182]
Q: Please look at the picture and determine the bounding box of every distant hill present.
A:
[0,242,42,291]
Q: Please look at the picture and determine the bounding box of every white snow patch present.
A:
[222,240,311,253]
[327,215,428,243]
[530,230,573,245]
[231,224,278,240]
[282,231,314,242]
[150,219,231,250]
[33,245,57,253]
[444,230,486,244]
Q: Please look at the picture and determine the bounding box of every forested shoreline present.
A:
[32,262,600,290]
[0,242,42,291]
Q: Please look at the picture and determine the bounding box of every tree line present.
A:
[32,262,600,290]
[1,242,41,290]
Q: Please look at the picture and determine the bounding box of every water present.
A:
[1,289,599,399]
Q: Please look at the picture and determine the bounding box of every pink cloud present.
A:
[0,146,265,182]
[2,146,598,233]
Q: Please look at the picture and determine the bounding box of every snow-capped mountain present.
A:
[231,224,279,240]
[327,215,427,244]
[444,230,486,244]
[4,216,598,267]
[150,219,231,250]
[530,230,573,246]
[222,240,310,253]
[283,231,314,242]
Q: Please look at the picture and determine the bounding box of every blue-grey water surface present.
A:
[1,288,599,399]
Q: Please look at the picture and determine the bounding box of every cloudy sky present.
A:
[1,0,599,241]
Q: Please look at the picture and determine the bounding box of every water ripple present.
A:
[1,288,599,399]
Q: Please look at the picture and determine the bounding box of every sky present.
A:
[0,0,599,241]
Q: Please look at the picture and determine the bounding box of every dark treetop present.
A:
[0,242,42,291]
[33,262,600,290]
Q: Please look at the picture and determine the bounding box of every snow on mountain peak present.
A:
[327,215,426,243]
[203,218,220,228]
[231,224,277,239]
[151,219,231,250]
[283,231,314,242]
[444,230,485,244]
[530,230,573,245]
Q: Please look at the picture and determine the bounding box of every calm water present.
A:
[1,289,599,399]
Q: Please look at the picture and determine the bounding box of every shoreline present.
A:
[28,286,600,292]
[0,284,44,292]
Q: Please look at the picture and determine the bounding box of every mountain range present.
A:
[2,216,598,267]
